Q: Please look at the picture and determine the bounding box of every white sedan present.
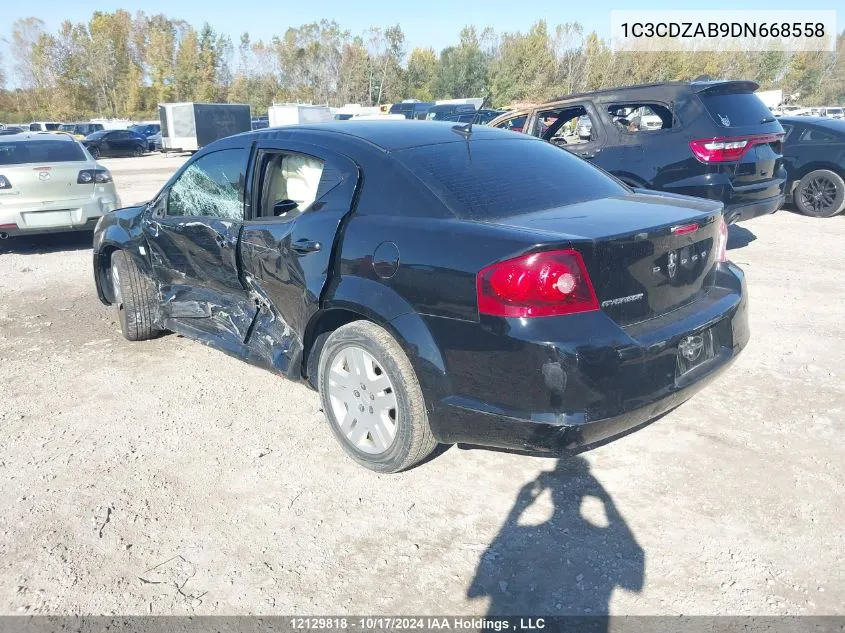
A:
[0,133,120,239]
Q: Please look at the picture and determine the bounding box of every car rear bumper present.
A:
[0,194,120,237]
[418,262,748,453]
[724,193,784,223]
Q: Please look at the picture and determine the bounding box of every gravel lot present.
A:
[0,154,843,616]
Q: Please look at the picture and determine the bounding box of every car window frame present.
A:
[797,125,839,144]
[157,146,251,222]
[602,100,678,137]
[528,101,607,150]
[246,145,347,225]
[491,112,530,133]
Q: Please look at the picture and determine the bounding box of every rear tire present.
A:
[89,146,101,159]
[318,321,437,473]
[111,250,162,341]
[794,169,845,218]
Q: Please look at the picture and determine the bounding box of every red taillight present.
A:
[477,249,599,318]
[689,133,783,163]
[717,217,728,262]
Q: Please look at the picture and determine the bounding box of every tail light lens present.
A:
[689,133,783,163]
[0,175,11,189]
[717,216,728,262]
[78,169,112,184]
[477,249,599,318]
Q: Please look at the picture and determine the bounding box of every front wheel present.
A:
[794,169,845,218]
[111,250,163,341]
[318,321,437,473]
[89,146,101,159]
[132,145,144,157]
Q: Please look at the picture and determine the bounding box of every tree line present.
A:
[1,12,844,122]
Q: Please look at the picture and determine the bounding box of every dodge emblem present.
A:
[678,334,704,362]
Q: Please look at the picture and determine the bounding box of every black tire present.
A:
[318,321,437,473]
[132,144,144,157]
[89,146,101,159]
[794,169,845,218]
[111,250,162,341]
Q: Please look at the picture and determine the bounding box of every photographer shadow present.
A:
[468,456,644,621]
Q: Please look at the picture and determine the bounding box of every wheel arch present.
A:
[301,277,451,424]
[93,222,153,305]
[791,161,845,191]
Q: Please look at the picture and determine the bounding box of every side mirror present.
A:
[273,199,299,216]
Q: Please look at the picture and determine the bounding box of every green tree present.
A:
[406,47,437,100]
[435,27,488,99]
[174,26,201,101]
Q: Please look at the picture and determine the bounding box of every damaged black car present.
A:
[93,121,749,472]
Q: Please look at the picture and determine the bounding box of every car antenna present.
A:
[453,94,491,138]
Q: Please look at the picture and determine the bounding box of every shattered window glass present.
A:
[167,148,247,220]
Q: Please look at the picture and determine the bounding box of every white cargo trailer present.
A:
[158,102,251,152]
[268,104,333,127]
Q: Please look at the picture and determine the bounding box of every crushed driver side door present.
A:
[238,138,361,377]
[143,145,258,351]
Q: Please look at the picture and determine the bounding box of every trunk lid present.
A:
[3,161,95,206]
[494,193,723,326]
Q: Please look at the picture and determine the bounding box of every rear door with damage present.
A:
[238,139,360,377]
[144,145,257,347]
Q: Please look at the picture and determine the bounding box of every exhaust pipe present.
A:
[0,232,9,240]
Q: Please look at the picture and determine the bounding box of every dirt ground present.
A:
[0,154,843,616]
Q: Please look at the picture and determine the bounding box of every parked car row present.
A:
[5,77,839,473]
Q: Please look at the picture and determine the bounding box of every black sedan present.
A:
[779,116,845,217]
[92,121,748,472]
[82,129,147,158]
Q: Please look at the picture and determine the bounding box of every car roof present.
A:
[493,80,761,118]
[252,120,534,152]
[778,116,845,131]
[0,132,78,142]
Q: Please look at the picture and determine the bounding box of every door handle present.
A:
[291,239,322,254]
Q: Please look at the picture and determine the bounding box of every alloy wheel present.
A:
[326,345,398,455]
[801,175,838,214]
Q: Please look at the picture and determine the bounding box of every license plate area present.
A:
[23,210,73,228]
[676,327,718,378]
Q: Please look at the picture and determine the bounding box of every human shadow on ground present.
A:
[468,455,644,625]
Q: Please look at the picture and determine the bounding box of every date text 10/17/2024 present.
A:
[289,617,548,631]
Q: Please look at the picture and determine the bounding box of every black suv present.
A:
[490,81,786,223]
[389,101,435,120]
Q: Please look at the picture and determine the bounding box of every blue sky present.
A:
[1,0,839,86]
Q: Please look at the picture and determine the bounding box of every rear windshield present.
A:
[0,140,87,165]
[395,138,627,220]
[699,91,774,128]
